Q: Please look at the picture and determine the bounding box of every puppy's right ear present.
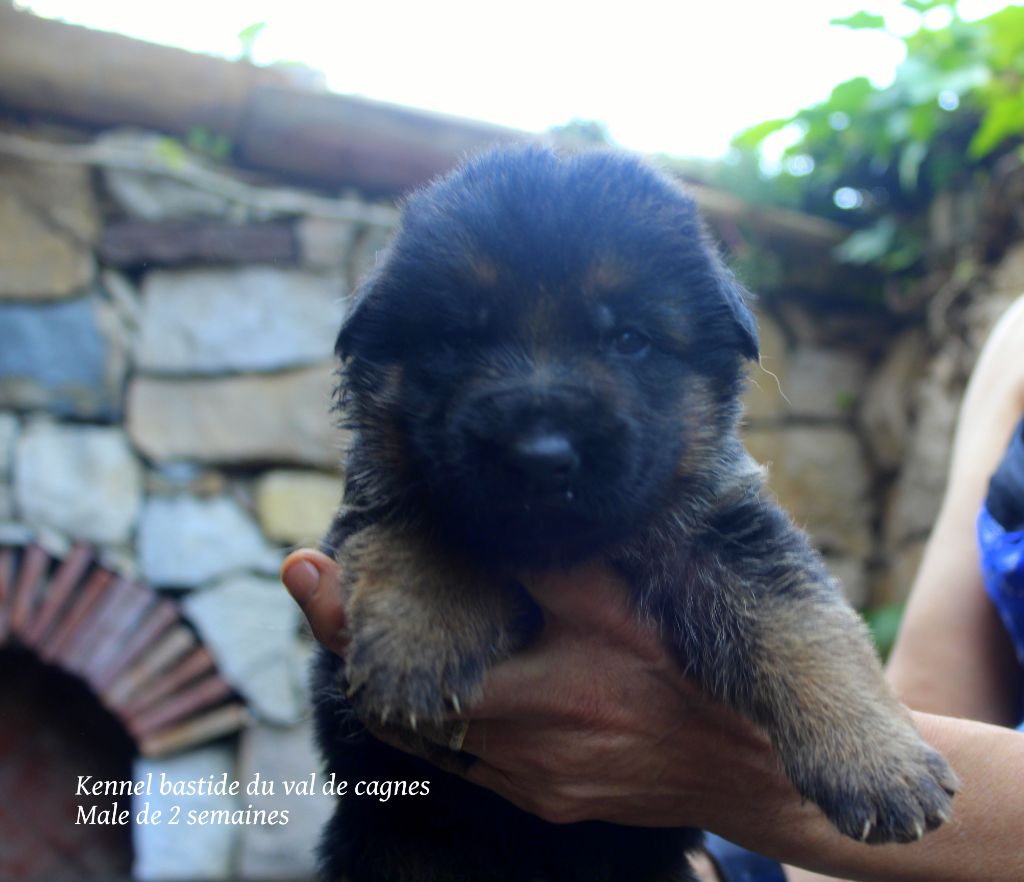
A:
[334,270,388,362]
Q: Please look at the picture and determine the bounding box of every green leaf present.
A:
[731,117,793,151]
[827,76,875,114]
[184,127,233,161]
[237,21,267,61]
[830,12,887,30]
[862,604,906,659]
[969,91,1024,158]
[902,0,950,12]
[834,217,899,265]
[834,389,856,412]
[899,140,929,190]
[984,7,1024,68]
[154,137,188,170]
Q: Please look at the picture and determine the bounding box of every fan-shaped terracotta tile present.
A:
[1,544,250,756]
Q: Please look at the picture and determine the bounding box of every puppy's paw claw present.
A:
[803,740,958,845]
[344,639,487,728]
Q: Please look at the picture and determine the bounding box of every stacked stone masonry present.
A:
[0,129,372,881]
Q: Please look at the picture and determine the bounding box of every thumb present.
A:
[281,549,348,656]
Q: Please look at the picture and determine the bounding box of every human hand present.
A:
[280,548,777,833]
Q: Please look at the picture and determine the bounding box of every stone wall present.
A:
[867,243,1024,605]
[0,125,398,880]
[744,236,1024,611]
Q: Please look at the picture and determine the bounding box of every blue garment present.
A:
[978,417,1024,730]
[704,834,787,882]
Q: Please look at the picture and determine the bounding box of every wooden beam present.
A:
[235,86,525,195]
[688,182,849,249]
[0,5,526,195]
[99,220,297,268]
[0,4,286,138]
[0,6,849,246]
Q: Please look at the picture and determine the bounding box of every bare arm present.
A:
[740,711,1024,882]
[887,296,1024,725]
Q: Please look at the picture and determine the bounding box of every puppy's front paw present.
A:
[338,525,523,732]
[344,627,487,729]
[798,733,959,844]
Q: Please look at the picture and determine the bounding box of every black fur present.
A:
[314,146,957,882]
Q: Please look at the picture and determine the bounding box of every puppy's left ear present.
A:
[718,268,760,361]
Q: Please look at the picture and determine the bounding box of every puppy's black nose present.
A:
[509,432,579,488]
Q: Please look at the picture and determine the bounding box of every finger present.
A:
[280,549,348,656]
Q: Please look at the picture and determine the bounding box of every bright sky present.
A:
[17,0,1016,159]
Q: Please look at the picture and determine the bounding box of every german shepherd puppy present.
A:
[313,146,958,882]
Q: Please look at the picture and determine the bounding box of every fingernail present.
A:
[283,560,319,604]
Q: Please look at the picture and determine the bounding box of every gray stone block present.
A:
[133,267,344,374]
[0,295,125,419]
[237,720,334,879]
[138,494,282,588]
[133,746,239,881]
[183,575,304,725]
[14,421,142,545]
[0,412,16,475]
[0,413,15,520]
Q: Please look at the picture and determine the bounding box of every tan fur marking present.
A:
[583,258,628,295]
[341,525,524,728]
[468,256,499,287]
[674,376,726,479]
[522,296,558,344]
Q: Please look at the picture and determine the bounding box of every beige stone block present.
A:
[126,365,346,468]
[297,216,359,269]
[859,330,930,471]
[0,156,98,299]
[743,312,788,422]
[745,425,873,558]
[875,540,928,607]
[824,555,870,609]
[0,189,94,299]
[883,348,960,549]
[256,469,343,546]
[782,347,867,420]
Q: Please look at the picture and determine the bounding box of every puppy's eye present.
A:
[608,328,651,357]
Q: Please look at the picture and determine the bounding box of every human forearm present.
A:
[705,711,1024,882]
[887,517,1021,726]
